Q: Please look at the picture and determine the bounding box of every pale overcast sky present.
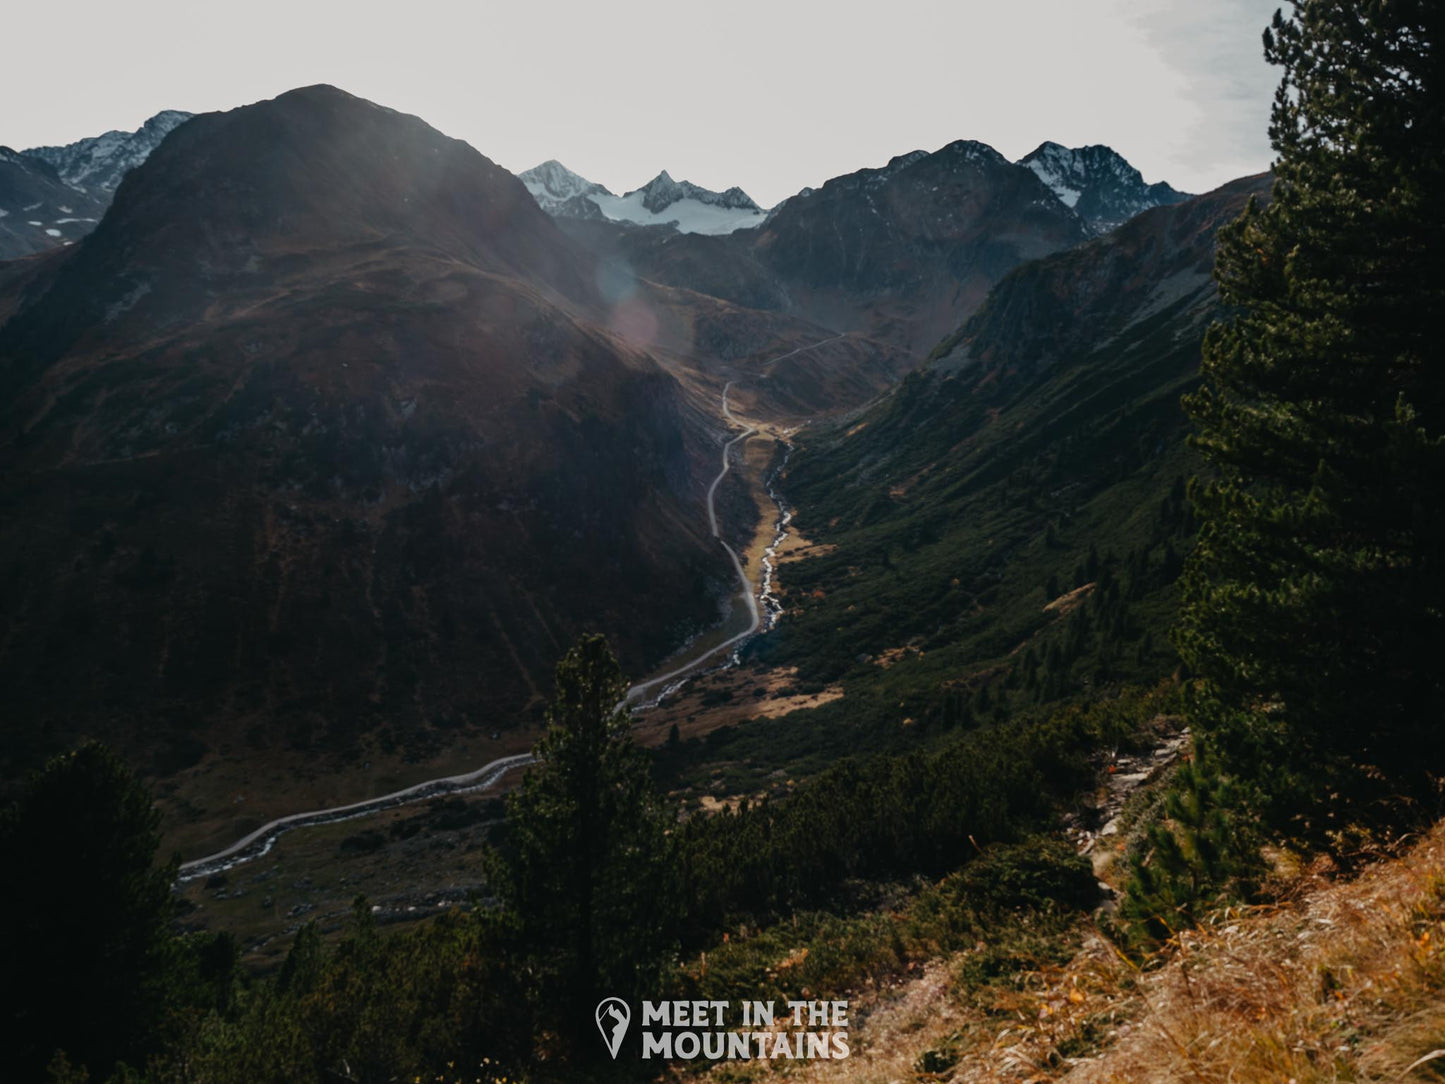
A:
[1,0,1280,207]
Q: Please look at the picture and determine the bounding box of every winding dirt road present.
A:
[177,753,535,882]
[626,381,763,706]
[179,339,843,881]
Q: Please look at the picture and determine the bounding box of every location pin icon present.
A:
[595,996,631,1058]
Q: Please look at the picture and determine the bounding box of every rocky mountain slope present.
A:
[0,110,190,260]
[0,86,728,795]
[530,142,1188,355]
[1018,141,1190,233]
[750,140,1092,350]
[23,109,192,194]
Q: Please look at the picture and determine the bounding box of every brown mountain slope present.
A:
[0,86,726,800]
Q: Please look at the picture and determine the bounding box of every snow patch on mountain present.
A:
[23,110,192,194]
[593,190,767,234]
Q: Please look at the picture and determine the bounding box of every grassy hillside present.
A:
[703,177,1273,778]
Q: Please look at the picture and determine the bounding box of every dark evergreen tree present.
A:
[1179,0,1445,827]
[491,635,679,1055]
[0,744,177,1079]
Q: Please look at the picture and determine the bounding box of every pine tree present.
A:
[1179,0,1445,827]
[0,744,177,1079]
[491,635,679,1054]
[1119,744,1262,947]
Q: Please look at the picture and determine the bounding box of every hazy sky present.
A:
[2,0,1280,207]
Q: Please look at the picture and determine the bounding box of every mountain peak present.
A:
[267,84,375,111]
[15,84,587,331]
[1017,141,1189,233]
[634,170,684,213]
[936,139,1008,164]
[518,159,613,214]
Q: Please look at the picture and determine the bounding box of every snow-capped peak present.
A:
[517,159,613,214]
[516,161,768,235]
[1017,142,1189,233]
[23,110,193,194]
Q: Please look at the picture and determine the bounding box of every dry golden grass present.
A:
[704,820,1445,1083]
[689,928,1141,1084]
[1066,823,1445,1084]
[634,664,844,748]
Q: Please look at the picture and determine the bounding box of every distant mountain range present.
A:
[522,142,1189,353]
[3,108,1188,263]
[519,161,767,235]
[0,110,191,259]
[554,139,1106,355]
[517,142,1187,240]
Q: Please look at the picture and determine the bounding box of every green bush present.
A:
[955,836,1099,913]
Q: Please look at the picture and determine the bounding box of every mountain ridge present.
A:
[0,109,190,260]
[23,109,193,194]
[626,169,762,213]
[517,140,1188,245]
[520,159,768,235]
[538,138,1193,356]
